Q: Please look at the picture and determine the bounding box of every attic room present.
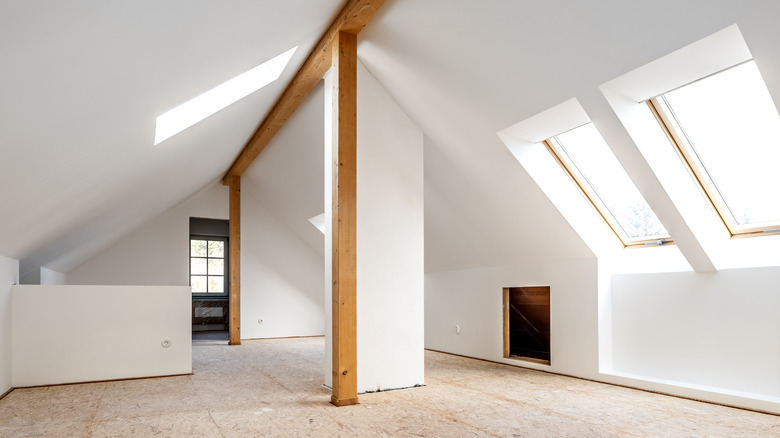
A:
[1,0,778,436]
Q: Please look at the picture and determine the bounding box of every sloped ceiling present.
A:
[358,0,780,271]
[4,1,780,276]
[0,0,343,275]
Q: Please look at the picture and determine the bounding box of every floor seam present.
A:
[206,407,227,438]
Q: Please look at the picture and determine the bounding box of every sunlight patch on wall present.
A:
[308,213,326,234]
[154,46,298,145]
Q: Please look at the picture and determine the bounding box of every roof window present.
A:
[649,60,780,237]
[544,123,671,247]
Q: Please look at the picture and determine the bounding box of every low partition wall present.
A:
[12,285,191,387]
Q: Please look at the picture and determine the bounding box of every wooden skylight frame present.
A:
[647,61,780,238]
[543,126,672,248]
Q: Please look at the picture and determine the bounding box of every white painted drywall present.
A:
[12,285,191,387]
[66,181,229,285]
[0,255,19,395]
[323,69,334,388]
[426,259,780,413]
[324,62,425,392]
[67,176,325,341]
[40,267,66,285]
[425,260,599,377]
[611,268,780,401]
[240,181,325,339]
[356,61,425,393]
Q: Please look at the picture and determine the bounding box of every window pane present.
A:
[191,276,207,293]
[191,239,207,257]
[208,276,224,293]
[555,124,668,239]
[663,61,780,225]
[208,258,224,275]
[191,258,207,275]
[208,240,224,258]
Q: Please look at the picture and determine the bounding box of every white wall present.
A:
[0,255,19,395]
[12,285,191,387]
[611,267,780,403]
[67,177,325,341]
[426,260,780,413]
[355,61,425,393]
[324,62,425,393]
[67,181,229,285]
[425,260,599,377]
[240,181,325,339]
[40,267,66,285]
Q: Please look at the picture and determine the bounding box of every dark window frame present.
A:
[189,234,229,298]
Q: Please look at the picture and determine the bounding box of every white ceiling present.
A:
[3,0,780,276]
[0,0,342,275]
[358,0,780,271]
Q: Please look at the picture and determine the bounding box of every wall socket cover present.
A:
[161,340,171,348]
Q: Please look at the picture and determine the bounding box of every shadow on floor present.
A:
[192,330,229,341]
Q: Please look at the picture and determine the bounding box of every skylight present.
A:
[154,46,298,145]
[545,123,671,246]
[650,60,780,236]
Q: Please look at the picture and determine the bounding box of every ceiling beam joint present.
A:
[221,0,385,185]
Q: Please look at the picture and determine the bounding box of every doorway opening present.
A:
[503,286,551,365]
[190,217,230,342]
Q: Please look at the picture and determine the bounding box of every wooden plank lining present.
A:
[504,286,551,364]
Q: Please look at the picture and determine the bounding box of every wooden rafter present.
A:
[222,0,385,184]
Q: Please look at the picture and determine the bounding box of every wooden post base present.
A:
[330,395,359,407]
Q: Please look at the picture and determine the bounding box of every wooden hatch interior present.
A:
[503,286,551,365]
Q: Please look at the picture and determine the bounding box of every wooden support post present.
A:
[228,175,241,346]
[330,31,358,407]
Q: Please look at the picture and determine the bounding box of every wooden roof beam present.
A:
[222,0,385,185]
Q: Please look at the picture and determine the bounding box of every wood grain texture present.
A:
[222,0,385,184]
[228,175,241,346]
[506,286,550,364]
[503,288,510,358]
[330,31,358,407]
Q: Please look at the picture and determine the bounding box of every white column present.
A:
[324,61,425,392]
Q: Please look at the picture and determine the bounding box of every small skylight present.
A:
[650,60,780,236]
[154,46,298,145]
[545,123,671,246]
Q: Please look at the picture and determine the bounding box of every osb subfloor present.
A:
[1,337,777,437]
